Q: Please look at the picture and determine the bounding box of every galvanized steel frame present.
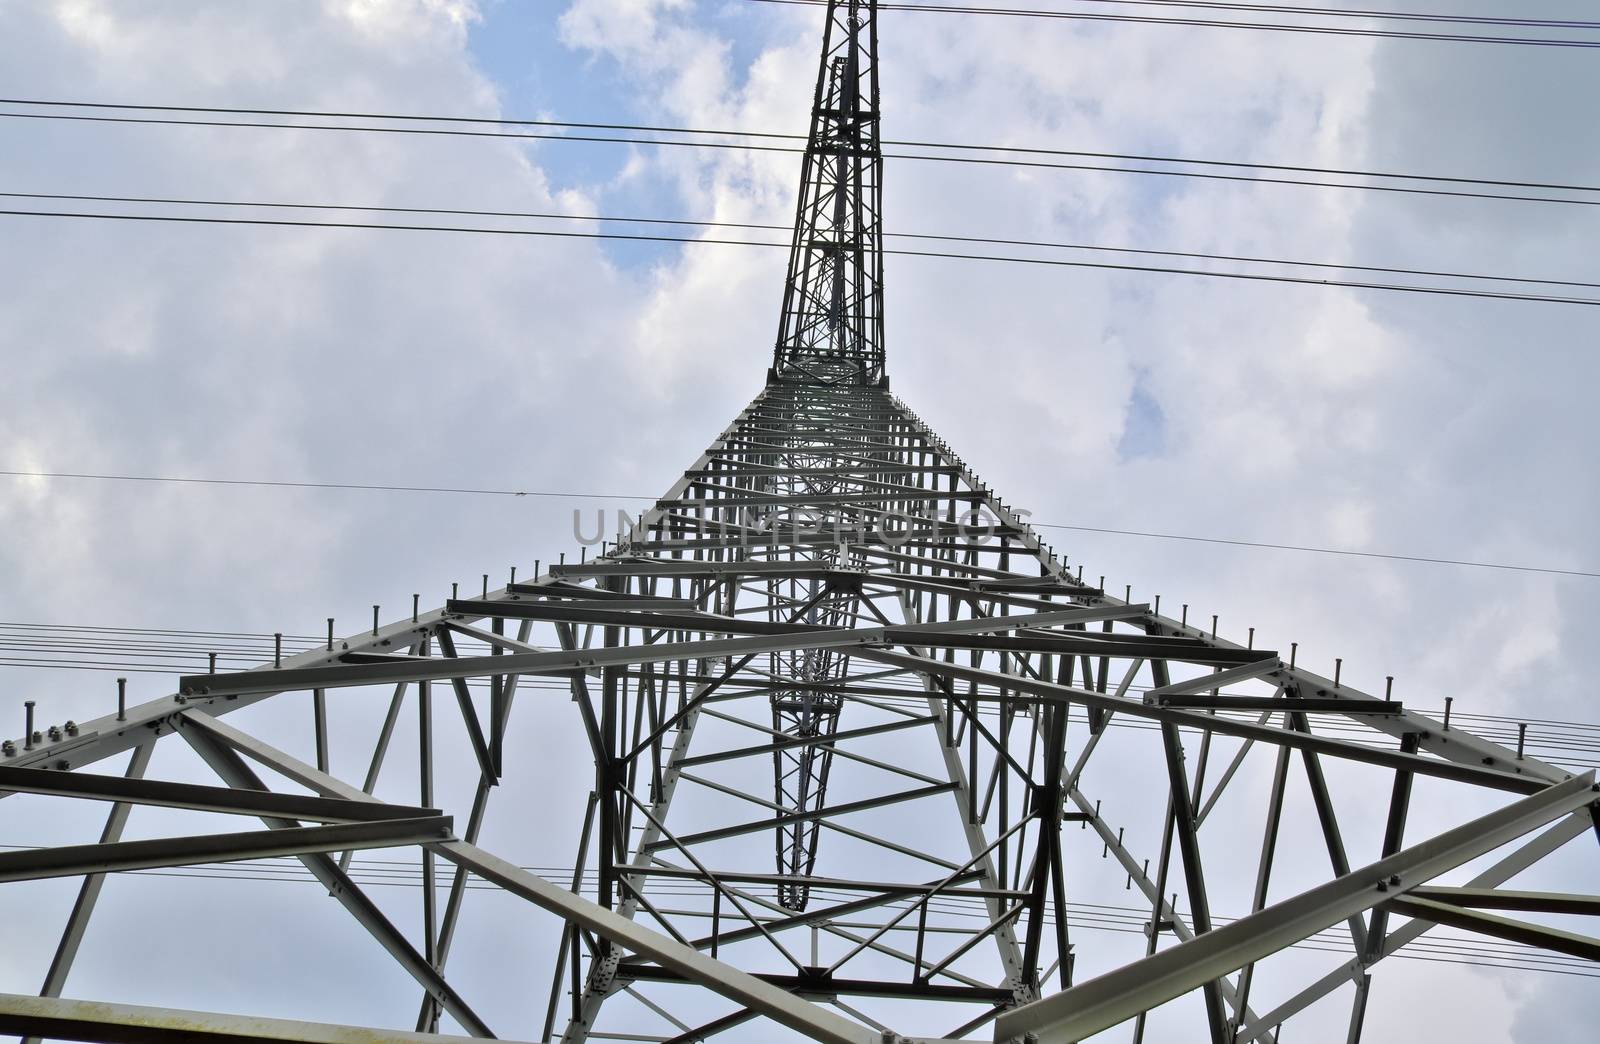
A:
[3,3,1598,1043]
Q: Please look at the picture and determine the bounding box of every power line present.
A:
[1030,522,1600,578]
[10,97,1600,197]
[992,0,1600,30]
[742,0,1600,47]
[4,104,1598,208]
[4,207,1596,307]
[0,469,646,502]
[3,470,1593,580]
[0,847,1590,977]
[5,190,1592,292]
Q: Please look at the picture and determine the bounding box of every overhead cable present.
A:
[3,191,1592,291]
[741,0,1600,48]
[3,103,1598,207]
[4,207,1597,307]
[3,470,1594,579]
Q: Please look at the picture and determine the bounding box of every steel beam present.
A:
[0,993,529,1044]
[0,764,433,822]
[0,816,450,883]
[1380,894,1600,962]
[994,772,1598,1043]
[171,709,874,1044]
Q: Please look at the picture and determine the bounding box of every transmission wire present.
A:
[3,190,1592,291]
[7,96,1599,197]
[6,108,1598,209]
[4,208,1596,307]
[2,470,1595,579]
[742,0,1600,47]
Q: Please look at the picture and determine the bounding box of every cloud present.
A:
[1,1,1597,1040]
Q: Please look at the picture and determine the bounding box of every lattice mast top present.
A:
[772,0,886,387]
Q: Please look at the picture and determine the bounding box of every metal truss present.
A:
[3,3,1598,1043]
[773,0,884,386]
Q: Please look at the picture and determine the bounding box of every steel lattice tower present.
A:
[3,3,1598,1043]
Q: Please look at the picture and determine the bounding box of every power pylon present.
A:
[3,3,1597,1044]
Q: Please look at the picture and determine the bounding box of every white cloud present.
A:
[2,1,1597,1040]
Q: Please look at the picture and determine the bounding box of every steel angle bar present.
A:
[889,591,1034,1003]
[621,965,1013,1004]
[177,719,495,1039]
[995,772,1598,1043]
[894,604,1147,634]
[1379,894,1600,962]
[1232,810,1594,1043]
[31,742,152,1016]
[614,789,808,972]
[660,1009,757,1044]
[677,768,967,872]
[436,842,877,1044]
[421,632,529,1033]
[620,865,997,896]
[1406,886,1600,915]
[1270,660,1567,785]
[658,879,944,955]
[1062,787,1263,1033]
[675,869,1002,994]
[439,619,546,653]
[0,816,451,883]
[511,578,697,603]
[1193,708,1277,828]
[858,649,1547,794]
[0,992,531,1044]
[550,559,847,580]
[1142,658,1283,701]
[0,764,433,822]
[1160,695,1403,714]
[2,626,437,777]
[447,598,839,635]
[180,629,879,696]
[1157,723,1227,1044]
[640,782,957,853]
[175,710,872,1044]
[675,712,935,769]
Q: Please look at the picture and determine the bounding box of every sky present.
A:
[1,0,1598,1041]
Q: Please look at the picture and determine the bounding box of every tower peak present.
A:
[771,0,885,387]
